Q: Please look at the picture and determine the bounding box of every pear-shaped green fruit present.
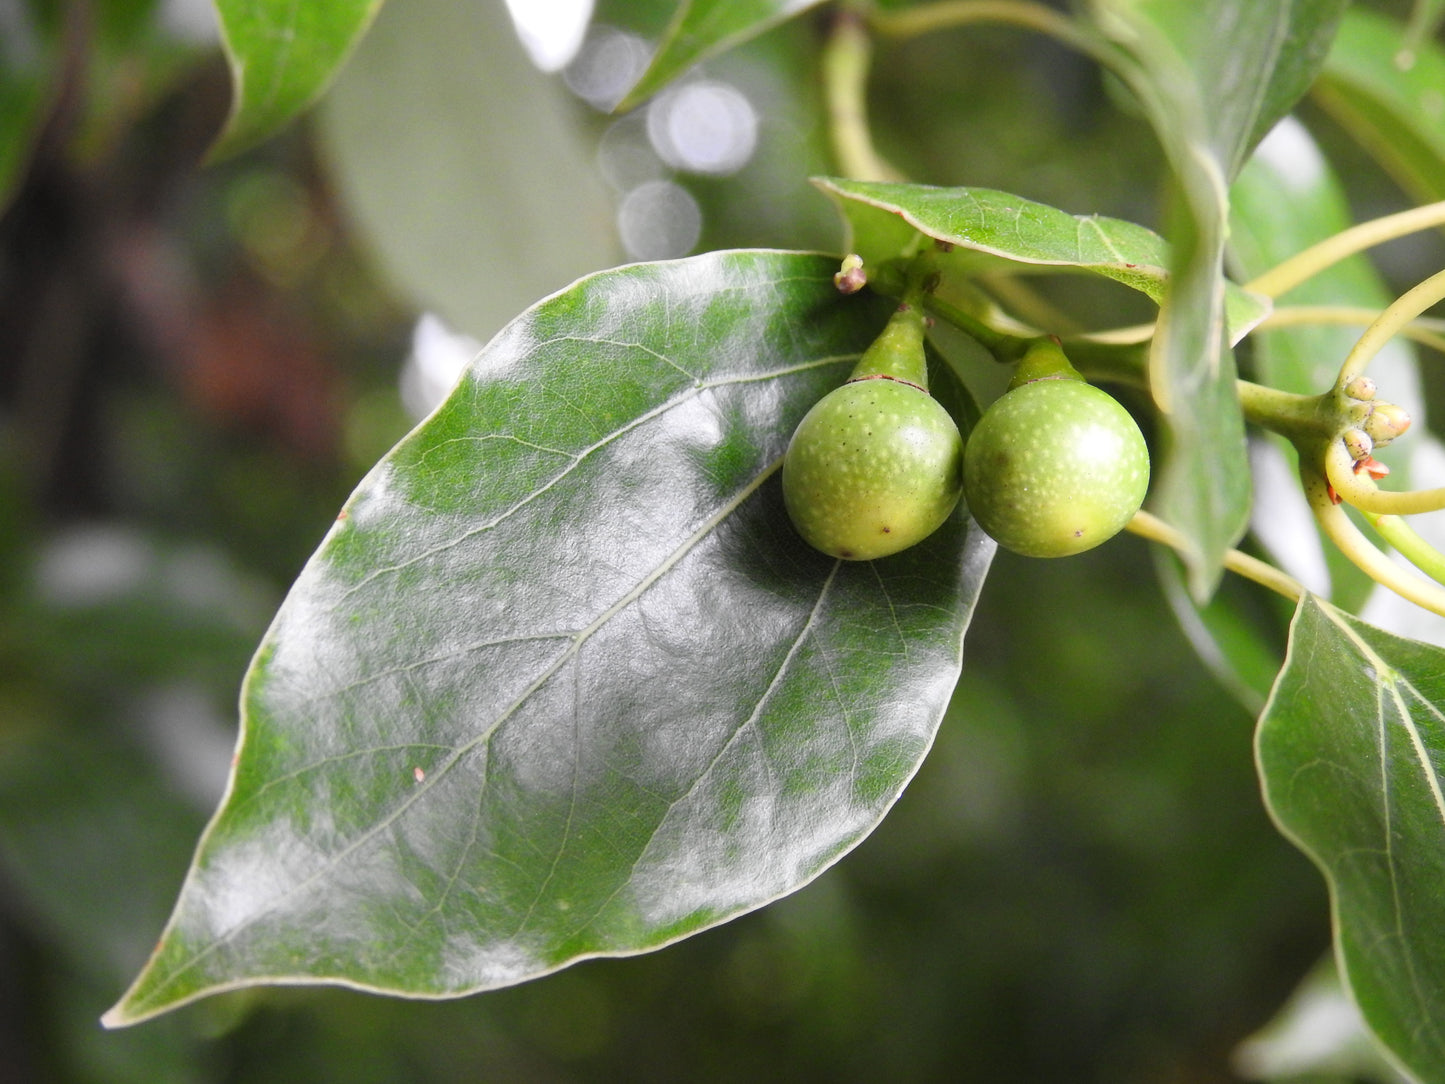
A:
[783,377,964,560]
[964,378,1148,558]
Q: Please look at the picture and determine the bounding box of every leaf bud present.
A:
[1344,375,1377,401]
[1363,401,1411,446]
[1342,427,1374,462]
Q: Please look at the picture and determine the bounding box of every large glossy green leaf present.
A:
[208,0,385,160]
[813,177,1271,341]
[620,0,826,109]
[1317,7,1445,205]
[315,0,618,344]
[1258,596,1445,1082]
[103,250,995,1026]
[1089,0,1347,600]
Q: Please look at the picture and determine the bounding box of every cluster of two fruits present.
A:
[783,299,1150,561]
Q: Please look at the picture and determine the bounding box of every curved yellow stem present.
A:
[1311,491,1445,619]
[822,10,902,181]
[1245,199,1445,298]
[1126,510,1302,602]
[1337,267,1445,386]
[1365,512,1445,587]
[1323,434,1445,516]
[1258,305,1445,356]
[868,0,1121,68]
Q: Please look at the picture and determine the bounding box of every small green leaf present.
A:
[1258,597,1445,1082]
[813,177,1271,341]
[1317,7,1445,205]
[103,251,995,1026]
[620,0,826,109]
[208,0,386,160]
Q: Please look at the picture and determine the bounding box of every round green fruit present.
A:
[963,378,1149,558]
[783,377,964,560]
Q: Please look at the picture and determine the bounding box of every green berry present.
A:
[783,377,964,560]
[963,378,1149,558]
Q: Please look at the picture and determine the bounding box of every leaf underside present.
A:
[1258,597,1445,1083]
[105,250,995,1026]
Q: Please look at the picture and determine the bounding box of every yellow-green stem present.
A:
[1337,267,1445,386]
[1324,440,1445,515]
[1259,305,1445,356]
[1245,199,1445,298]
[822,10,900,181]
[868,0,1124,70]
[1310,478,1445,619]
[1365,511,1445,586]
[1126,511,1302,603]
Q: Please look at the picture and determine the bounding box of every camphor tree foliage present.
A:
[10,0,1445,1078]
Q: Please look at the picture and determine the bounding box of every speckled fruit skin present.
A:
[964,378,1149,558]
[782,377,964,560]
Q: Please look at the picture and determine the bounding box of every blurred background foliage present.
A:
[0,0,1439,1080]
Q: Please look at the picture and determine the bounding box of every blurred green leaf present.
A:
[814,177,1271,340]
[105,251,996,1026]
[1258,596,1445,1083]
[1317,6,1445,205]
[1230,117,1413,614]
[1404,0,1445,56]
[314,0,619,344]
[1089,0,1347,601]
[1153,550,1282,716]
[620,0,827,109]
[0,2,62,214]
[208,0,385,160]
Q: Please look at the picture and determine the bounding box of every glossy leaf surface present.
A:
[209,0,385,160]
[814,177,1271,341]
[1317,7,1445,204]
[1090,0,1347,599]
[1258,597,1445,1082]
[105,251,995,1026]
[621,0,826,109]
